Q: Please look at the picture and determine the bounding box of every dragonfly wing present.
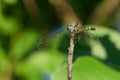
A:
[88,32,99,46]
[84,31,99,46]
[37,26,68,49]
[76,28,99,46]
[76,32,89,45]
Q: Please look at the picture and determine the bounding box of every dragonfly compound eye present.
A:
[71,23,77,28]
[67,23,77,28]
[67,23,78,32]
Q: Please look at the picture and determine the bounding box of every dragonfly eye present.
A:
[67,23,78,32]
[67,23,77,28]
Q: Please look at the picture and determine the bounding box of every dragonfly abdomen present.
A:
[85,27,95,30]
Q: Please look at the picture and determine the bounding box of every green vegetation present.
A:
[0,0,120,80]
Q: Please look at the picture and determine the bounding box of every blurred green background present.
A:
[0,0,120,80]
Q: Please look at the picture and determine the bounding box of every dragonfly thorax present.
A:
[67,23,96,33]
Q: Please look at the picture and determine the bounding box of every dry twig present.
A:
[67,26,76,80]
[68,32,75,80]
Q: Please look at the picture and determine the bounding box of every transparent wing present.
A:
[37,25,69,49]
[37,24,99,50]
[76,25,99,46]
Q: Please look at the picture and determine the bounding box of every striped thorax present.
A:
[67,23,95,33]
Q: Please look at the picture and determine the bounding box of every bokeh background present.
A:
[0,0,120,80]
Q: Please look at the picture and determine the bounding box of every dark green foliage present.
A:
[0,0,120,80]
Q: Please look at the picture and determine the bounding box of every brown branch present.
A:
[67,26,76,80]
[87,0,120,25]
[22,0,40,25]
[68,32,75,80]
[48,0,82,25]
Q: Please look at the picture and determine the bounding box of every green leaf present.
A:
[84,26,120,60]
[3,0,18,5]
[10,29,39,59]
[0,16,20,35]
[15,50,66,79]
[52,56,120,80]
[0,46,10,74]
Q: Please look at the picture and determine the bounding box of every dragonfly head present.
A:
[67,23,78,32]
[67,23,77,28]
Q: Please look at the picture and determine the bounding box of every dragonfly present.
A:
[37,23,97,49]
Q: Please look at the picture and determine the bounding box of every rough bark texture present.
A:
[68,31,75,80]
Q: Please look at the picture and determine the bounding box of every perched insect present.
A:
[67,23,95,33]
[37,23,97,49]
